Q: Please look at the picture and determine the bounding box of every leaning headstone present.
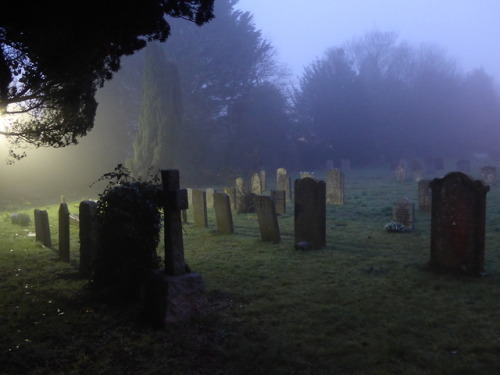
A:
[428,172,489,275]
[205,188,215,209]
[58,203,70,262]
[35,209,52,248]
[271,190,286,215]
[34,209,42,241]
[213,192,234,234]
[456,160,470,174]
[192,189,208,228]
[340,158,351,171]
[254,195,280,243]
[418,179,432,212]
[392,197,415,231]
[294,177,326,249]
[251,173,262,195]
[480,166,496,184]
[140,170,207,325]
[79,200,97,277]
[326,168,344,205]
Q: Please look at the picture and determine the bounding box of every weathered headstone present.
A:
[326,168,344,205]
[254,195,280,243]
[251,173,262,195]
[271,190,286,215]
[480,166,496,184]
[34,209,52,248]
[224,187,236,211]
[392,197,415,231]
[428,172,489,275]
[456,159,470,174]
[418,179,432,212]
[192,189,208,228]
[213,192,234,234]
[259,169,267,192]
[79,200,97,277]
[205,188,215,209]
[235,177,255,213]
[58,203,70,262]
[277,169,292,201]
[294,177,326,249]
[340,158,351,171]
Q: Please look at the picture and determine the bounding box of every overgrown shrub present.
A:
[91,165,162,300]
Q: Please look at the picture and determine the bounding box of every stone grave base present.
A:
[140,270,208,326]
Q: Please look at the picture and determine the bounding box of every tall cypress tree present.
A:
[127,43,182,177]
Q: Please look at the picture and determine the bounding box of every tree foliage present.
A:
[0,0,214,158]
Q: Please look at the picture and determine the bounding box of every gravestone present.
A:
[326,168,344,205]
[11,213,30,226]
[411,160,423,182]
[429,172,489,275]
[254,195,280,243]
[224,187,236,211]
[277,169,292,201]
[418,179,432,212]
[251,173,262,195]
[456,160,470,174]
[58,203,70,262]
[213,192,234,234]
[294,177,326,249]
[271,190,286,215]
[192,190,208,228]
[341,158,351,171]
[79,200,97,277]
[206,188,215,209]
[395,163,407,181]
[140,170,207,325]
[480,166,496,184]
[392,197,415,231]
[259,169,267,192]
[300,171,314,178]
[34,209,52,248]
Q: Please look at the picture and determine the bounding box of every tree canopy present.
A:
[0,0,214,158]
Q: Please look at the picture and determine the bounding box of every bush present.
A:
[91,165,162,300]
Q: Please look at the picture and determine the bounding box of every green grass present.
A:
[2,168,500,374]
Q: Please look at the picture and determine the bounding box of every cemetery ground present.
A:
[2,168,500,374]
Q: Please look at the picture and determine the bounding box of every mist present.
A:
[1,0,500,204]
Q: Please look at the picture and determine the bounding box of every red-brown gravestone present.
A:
[294,177,326,249]
[429,172,489,275]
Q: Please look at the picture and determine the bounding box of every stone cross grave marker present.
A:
[418,179,432,212]
[255,195,281,244]
[392,197,415,231]
[480,166,496,184]
[251,173,262,195]
[429,172,489,275]
[160,170,188,276]
[456,159,470,174]
[326,168,344,205]
[59,203,70,262]
[294,177,326,249]
[205,188,215,209]
[271,190,286,215]
[192,189,208,228]
[79,200,97,277]
[213,192,234,234]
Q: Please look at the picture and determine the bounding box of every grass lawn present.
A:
[1,167,500,374]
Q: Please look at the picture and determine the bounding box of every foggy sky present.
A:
[236,0,500,85]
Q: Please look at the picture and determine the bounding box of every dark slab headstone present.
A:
[392,197,415,231]
[58,203,70,262]
[192,189,208,228]
[294,177,326,249]
[271,190,286,215]
[326,168,344,205]
[79,200,97,277]
[213,192,234,234]
[34,209,52,248]
[429,172,489,275]
[254,195,280,244]
[480,166,496,184]
[34,209,42,242]
[418,179,432,212]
